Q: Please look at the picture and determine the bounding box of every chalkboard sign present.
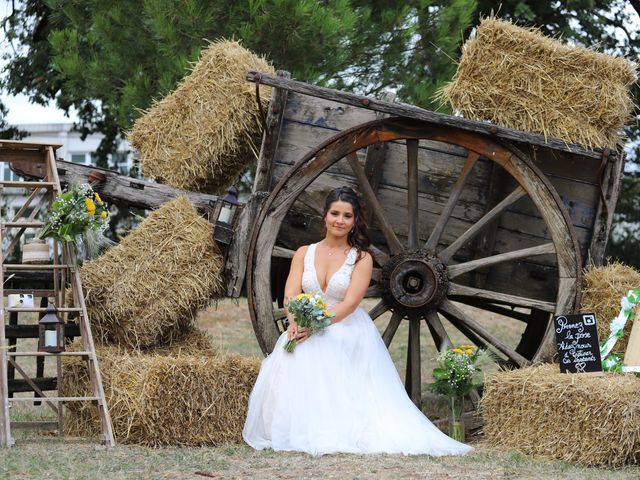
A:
[554,313,603,374]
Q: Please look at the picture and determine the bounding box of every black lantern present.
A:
[216,186,240,228]
[38,303,65,353]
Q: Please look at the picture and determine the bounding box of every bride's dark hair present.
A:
[322,186,370,262]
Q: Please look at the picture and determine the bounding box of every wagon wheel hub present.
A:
[380,251,448,319]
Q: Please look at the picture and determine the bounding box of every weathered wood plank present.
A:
[246,71,604,160]
[253,70,290,192]
[225,193,268,297]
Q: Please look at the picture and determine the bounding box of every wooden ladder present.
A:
[0,140,114,447]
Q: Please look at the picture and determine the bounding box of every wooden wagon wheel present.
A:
[247,117,581,406]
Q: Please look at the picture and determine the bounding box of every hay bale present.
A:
[581,262,640,354]
[482,364,640,466]
[129,40,274,192]
[62,341,261,446]
[81,196,224,349]
[440,17,637,149]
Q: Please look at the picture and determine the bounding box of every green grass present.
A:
[2,298,639,479]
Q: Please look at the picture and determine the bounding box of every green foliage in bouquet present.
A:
[38,183,110,243]
[284,293,334,353]
[429,345,488,398]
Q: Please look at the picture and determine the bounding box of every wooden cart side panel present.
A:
[273,92,608,253]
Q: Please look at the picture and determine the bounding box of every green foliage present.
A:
[428,345,486,398]
[607,175,640,268]
[284,293,334,353]
[38,183,109,242]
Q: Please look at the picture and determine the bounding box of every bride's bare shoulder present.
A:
[294,244,311,258]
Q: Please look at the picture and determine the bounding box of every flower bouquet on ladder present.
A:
[284,293,335,353]
[429,345,488,442]
[37,183,114,260]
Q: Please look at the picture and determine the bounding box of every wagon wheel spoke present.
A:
[368,299,389,321]
[347,152,403,254]
[407,139,419,250]
[272,246,296,258]
[448,282,556,312]
[382,311,403,347]
[448,296,533,323]
[439,186,527,263]
[405,319,421,406]
[365,285,384,297]
[424,151,479,253]
[424,310,452,351]
[439,299,530,367]
[371,267,382,283]
[447,242,555,279]
[369,245,390,267]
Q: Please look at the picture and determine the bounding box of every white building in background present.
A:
[1,123,134,253]
[0,122,134,182]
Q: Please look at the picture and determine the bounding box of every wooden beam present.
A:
[11,160,222,210]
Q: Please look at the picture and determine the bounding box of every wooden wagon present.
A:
[230,71,623,406]
[10,71,624,410]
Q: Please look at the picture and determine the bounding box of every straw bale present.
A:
[80,196,224,349]
[62,343,261,446]
[440,17,637,149]
[482,364,640,466]
[129,39,273,192]
[581,262,640,354]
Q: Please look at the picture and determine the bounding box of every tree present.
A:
[1,0,360,166]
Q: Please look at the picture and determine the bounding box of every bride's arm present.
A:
[284,245,307,340]
[329,251,373,324]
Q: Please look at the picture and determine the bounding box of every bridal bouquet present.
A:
[38,183,113,258]
[284,293,334,353]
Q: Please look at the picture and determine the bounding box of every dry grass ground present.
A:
[3,298,639,479]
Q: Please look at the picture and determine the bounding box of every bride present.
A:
[243,186,472,456]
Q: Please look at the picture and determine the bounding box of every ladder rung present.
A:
[10,396,100,402]
[6,307,83,313]
[11,421,59,430]
[3,289,56,296]
[0,181,56,189]
[7,351,93,357]
[4,264,73,271]
[2,221,45,228]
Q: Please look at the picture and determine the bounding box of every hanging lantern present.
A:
[38,303,65,353]
[216,186,240,228]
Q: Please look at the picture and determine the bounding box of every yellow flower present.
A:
[452,348,464,354]
[85,197,96,215]
[94,192,104,205]
[465,349,474,355]
[100,211,108,219]
[460,345,474,349]
[323,309,331,317]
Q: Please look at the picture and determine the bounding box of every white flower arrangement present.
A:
[600,288,640,373]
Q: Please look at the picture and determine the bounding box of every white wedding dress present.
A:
[243,243,473,456]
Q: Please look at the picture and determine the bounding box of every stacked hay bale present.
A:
[62,331,260,446]
[581,262,640,354]
[80,196,224,349]
[482,364,640,466]
[440,17,637,149]
[63,197,260,445]
[129,39,274,192]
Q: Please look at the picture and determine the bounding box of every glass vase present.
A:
[448,395,465,442]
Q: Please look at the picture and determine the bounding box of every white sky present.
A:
[0,0,78,124]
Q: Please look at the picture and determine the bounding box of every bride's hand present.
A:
[287,321,299,341]
[296,327,311,344]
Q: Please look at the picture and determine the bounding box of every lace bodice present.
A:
[301,243,357,308]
